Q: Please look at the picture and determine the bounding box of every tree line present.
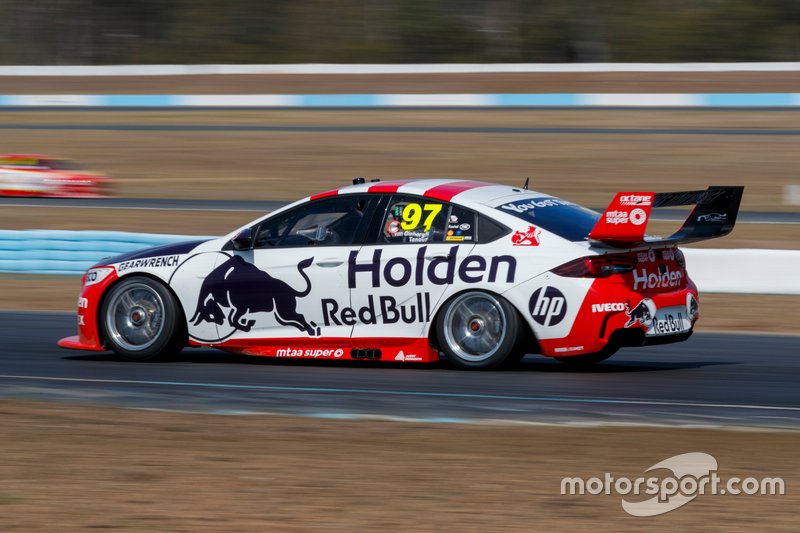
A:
[1,0,799,64]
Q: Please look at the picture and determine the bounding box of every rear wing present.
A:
[588,186,744,248]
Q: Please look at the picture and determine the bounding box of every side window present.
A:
[377,195,475,244]
[254,195,372,248]
[476,214,509,243]
[444,205,476,243]
[379,196,447,244]
[253,212,293,247]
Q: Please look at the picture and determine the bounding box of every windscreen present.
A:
[495,196,600,242]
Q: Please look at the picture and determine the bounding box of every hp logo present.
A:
[529,286,567,327]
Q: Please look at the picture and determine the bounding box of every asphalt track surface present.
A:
[1,311,799,428]
[1,196,797,224]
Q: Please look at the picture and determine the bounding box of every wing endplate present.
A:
[588,192,654,247]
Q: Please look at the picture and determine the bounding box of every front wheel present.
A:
[100,276,185,361]
[435,291,521,370]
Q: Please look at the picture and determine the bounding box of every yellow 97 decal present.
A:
[400,203,442,231]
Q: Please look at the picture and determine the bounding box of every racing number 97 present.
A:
[401,203,442,231]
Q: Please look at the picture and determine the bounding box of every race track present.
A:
[1,311,798,428]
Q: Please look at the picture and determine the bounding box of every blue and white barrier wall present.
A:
[2,93,800,107]
[2,62,800,76]
[0,230,798,294]
[0,230,204,275]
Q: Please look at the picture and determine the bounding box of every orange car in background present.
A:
[0,154,111,197]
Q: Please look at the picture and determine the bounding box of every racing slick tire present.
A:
[99,276,186,361]
[554,346,617,367]
[436,291,521,370]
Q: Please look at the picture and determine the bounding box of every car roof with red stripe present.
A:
[309,178,549,208]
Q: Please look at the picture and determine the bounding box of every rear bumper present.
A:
[643,330,693,346]
[539,277,699,357]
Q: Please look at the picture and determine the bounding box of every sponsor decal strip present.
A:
[276,347,345,358]
[322,292,432,327]
[632,266,684,291]
[117,254,180,272]
[348,245,516,288]
[529,286,567,327]
[650,311,688,335]
[592,302,625,313]
[191,337,438,362]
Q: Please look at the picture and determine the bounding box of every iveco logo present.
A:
[592,302,625,313]
[529,286,567,327]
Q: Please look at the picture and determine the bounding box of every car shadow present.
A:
[510,358,735,373]
[64,350,736,373]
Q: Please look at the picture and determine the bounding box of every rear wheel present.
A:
[436,291,521,370]
[100,276,185,361]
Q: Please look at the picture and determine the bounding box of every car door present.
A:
[349,194,477,342]
[221,194,378,342]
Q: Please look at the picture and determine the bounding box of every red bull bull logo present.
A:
[190,254,320,338]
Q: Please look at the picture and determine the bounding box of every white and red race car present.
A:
[0,154,110,197]
[59,179,743,369]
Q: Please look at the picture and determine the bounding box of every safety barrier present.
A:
[682,248,800,295]
[0,230,797,294]
[2,62,800,76]
[0,230,205,275]
[1,93,800,107]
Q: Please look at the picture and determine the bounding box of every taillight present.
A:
[552,255,637,278]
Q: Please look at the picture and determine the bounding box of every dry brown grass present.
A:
[7,109,800,128]
[3,71,800,93]
[0,400,796,532]
[2,110,800,212]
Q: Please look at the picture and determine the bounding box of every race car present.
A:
[58,179,743,369]
[0,154,110,197]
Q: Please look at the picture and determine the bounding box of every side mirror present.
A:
[231,227,253,250]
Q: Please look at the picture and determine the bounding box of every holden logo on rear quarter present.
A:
[529,286,567,327]
[511,225,541,246]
